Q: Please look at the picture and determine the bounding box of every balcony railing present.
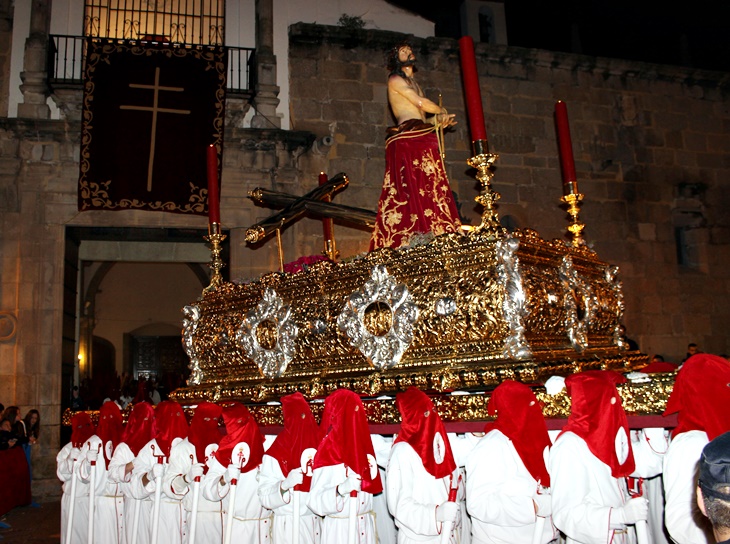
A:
[47,35,255,95]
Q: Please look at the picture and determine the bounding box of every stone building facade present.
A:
[1,18,729,497]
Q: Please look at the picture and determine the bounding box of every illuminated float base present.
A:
[168,227,666,426]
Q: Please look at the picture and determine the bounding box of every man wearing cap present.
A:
[697,430,730,543]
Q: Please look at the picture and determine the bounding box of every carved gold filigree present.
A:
[236,288,298,379]
[337,265,419,370]
[171,230,639,405]
[182,304,202,385]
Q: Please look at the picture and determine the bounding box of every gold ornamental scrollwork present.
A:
[559,255,594,352]
[236,288,298,379]
[497,237,531,359]
[182,304,202,385]
[337,265,419,370]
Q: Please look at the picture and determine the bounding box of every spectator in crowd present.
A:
[71,386,87,411]
[618,324,640,351]
[148,379,162,405]
[682,343,701,363]
[641,354,678,374]
[24,409,40,445]
[697,430,730,543]
[118,379,134,409]
[1,406,28,447]
[0,417,18,450]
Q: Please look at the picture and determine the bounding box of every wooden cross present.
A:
[246,173,377,261]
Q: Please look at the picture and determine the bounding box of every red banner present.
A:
[78,40,226,215]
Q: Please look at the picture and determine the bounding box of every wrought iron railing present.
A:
[47,35,255,95]
[83,0,225,46]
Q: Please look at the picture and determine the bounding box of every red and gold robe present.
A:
[369,120,461,250]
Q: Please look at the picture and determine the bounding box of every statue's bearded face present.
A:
[398,46,416,67]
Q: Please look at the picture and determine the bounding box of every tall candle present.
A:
[554,101,578,196]
[318,172,334,245]
[206,144,220,224]
[458,36,487,143]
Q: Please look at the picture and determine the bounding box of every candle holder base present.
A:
[561,192,586,247]
[204,223,227,294]
[467,146,506,238]
[324,239,338,262]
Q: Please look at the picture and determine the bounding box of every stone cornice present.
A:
[289,22,730,92]
[0,117,316,152]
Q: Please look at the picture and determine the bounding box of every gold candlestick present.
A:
[276,226,285,272]
[203,222,227,293]
[467,139,506,237]
[324,239,338,262]
[561,192,586,247]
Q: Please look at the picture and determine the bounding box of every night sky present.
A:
[386,0,730,73]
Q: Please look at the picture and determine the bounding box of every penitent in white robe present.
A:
[202,457,272,543]
[386,441,465,544]
[662,430,713,544]
[79,435,126,544]
[549,432,635,544]
[164,438,225,544]
[464,430,555,544]
[57,442,90,544]
[127,439,186,544]
[629,428,671,544]
[108,442,145,544]
[258,454,322,544]
[307,463,377,544]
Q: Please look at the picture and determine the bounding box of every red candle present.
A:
[458,36,487,143]
[555,101,578,196]
[206,144,220,224]
[318,172,334,245]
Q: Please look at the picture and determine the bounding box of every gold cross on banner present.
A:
[120,67,191,191]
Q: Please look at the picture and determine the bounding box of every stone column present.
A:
[251,0,281,129]
[17,0,51,119]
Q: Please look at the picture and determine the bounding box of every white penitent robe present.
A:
[108,442,143,544]
[464,430,555,544]
[202,457,272,543]
[258,454,321,544]
[57,442,90,544]
[79,435,126,544]
[164,438,225,544]
[549,432,635,544]
[386,442,464,544]
[662,430,713,544]
[128,439,186,544]
[629,429,671,544]
[307,463,377,544]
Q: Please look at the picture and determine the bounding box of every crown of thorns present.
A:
[386,42,413,72]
